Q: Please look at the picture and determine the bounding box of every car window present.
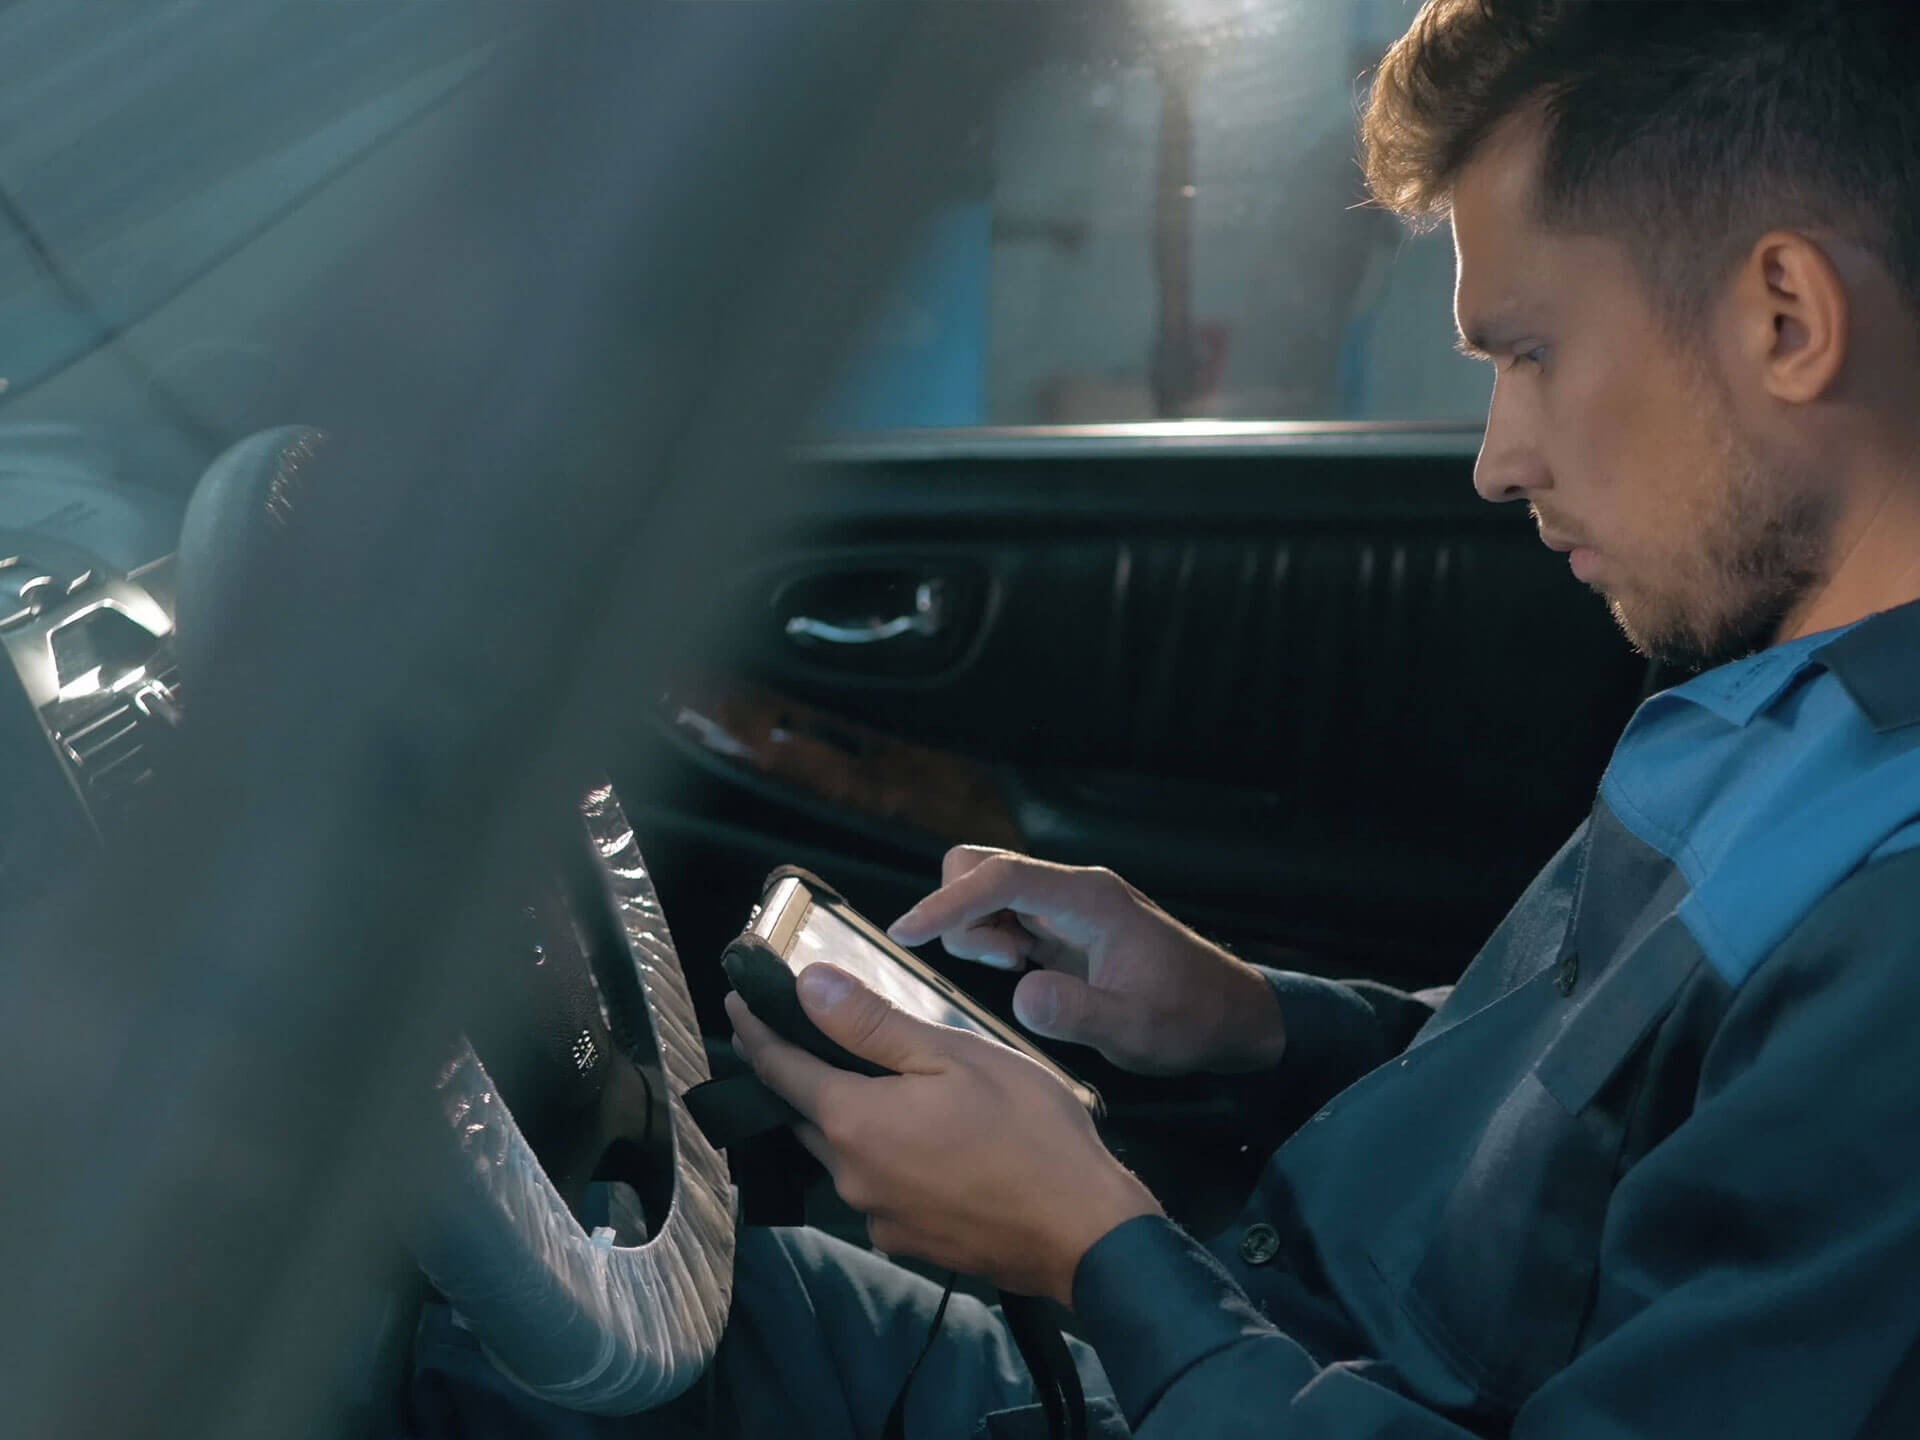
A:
[826,0,1487,431]
[0,2,497,401]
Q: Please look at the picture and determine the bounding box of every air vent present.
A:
[59,664,179,826]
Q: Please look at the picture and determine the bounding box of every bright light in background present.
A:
[824,0,1487,430]
[1127,0,1296,53]
[1134,0,1271,30]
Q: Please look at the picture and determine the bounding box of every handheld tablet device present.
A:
[726,865,1103,1117]
[698,868,1097,1440]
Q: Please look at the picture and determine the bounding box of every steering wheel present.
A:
[176,427,735,1416]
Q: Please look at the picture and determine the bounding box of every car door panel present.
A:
[633,444,1646,997]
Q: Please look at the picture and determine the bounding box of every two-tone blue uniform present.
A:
[1070,597,1920,1437]
[408,600,1920,1439]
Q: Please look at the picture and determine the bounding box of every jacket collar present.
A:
[1659,597,1920,731]
[1813,596,1920,733]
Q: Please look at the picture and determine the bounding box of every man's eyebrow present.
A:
[1455,331,1495,361]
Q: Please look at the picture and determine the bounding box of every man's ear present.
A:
[1732,231,1850,405]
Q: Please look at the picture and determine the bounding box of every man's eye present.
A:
[1509,346,1548,370]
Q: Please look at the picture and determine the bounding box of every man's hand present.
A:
[726,963,1160,1306]
[887,847,1287,1077]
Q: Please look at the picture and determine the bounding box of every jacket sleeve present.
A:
[1071,851,1920,1438]
[1216,969,1442,1151]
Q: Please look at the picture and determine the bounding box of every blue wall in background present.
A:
[820,202,991,431]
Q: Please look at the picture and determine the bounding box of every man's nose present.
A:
[1473,453,1535,504]
[1472,380,1547,503]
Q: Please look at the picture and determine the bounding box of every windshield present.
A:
[0,2,494,401]
[0,2,1477,439]
[826,0,1488,432]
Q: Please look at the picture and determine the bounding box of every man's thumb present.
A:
[797,963,942,1074]
[1012,970,1135,1056]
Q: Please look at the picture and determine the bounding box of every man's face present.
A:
[1451,119,1832,670]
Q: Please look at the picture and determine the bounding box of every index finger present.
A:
[886,852,1096,950]
[942,844,1009,885]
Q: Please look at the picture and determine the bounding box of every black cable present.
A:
[882,1270,958,1440]
[1000,1292,1086,1440]
[875,1283,1086,1440]
[1000,1294,1067,1440]
[1041,1318,1087,1440]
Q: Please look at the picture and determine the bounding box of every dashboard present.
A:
[0,427,186,905]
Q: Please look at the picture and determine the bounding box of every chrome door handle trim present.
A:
[784,578,945,646]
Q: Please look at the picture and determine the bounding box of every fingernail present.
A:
[799,964,851,1009]
[885,913,919,942]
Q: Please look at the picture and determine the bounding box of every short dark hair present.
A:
[1363,0,1920,325]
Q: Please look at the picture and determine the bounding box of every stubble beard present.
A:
[1602,397,1834,673]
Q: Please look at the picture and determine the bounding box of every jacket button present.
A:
[1555,951,1581,997]
[1239,1223,1281,1266]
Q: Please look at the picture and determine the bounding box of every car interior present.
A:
[0,6,1655,1437]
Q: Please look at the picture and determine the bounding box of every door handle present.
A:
[784,578,946,646]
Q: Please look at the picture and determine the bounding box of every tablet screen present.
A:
[787,902,987,1037]
[744,870,1101,1116]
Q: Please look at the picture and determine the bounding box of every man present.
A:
[719,2,1920,1435]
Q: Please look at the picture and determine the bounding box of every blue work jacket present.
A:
[1070,598,1920,1437]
